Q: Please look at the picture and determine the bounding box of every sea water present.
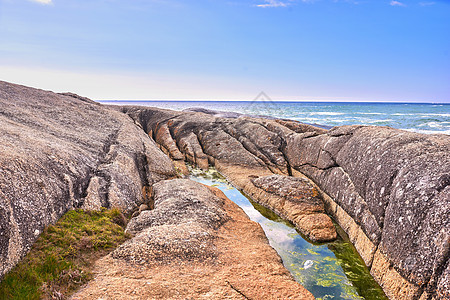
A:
[100,100,450,134]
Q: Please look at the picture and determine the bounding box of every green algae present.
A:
[189,165,387,300]
[250,189,388,300]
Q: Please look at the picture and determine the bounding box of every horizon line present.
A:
[96,99,450,104]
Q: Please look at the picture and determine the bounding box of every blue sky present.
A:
[0,0,449,102]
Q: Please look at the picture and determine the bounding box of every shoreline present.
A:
[99,100,450,135]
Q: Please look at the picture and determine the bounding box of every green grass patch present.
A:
[0,208,130,300]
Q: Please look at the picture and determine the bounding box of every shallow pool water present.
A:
[189,167,387,300]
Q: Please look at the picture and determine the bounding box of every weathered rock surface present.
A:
[284,125,450,298]
[250,174,337,242]
[125,179,228,237]
[0,81,177,279]
[1,80,448,299]
[71,179,314,299]
[122,105,450,300]
[122,106,338,243]
[0,81,316,298]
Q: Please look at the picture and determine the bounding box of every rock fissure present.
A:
[100,129,121,163]
[259,122,297,175]
[427,254,450,299]
[226,280,252,300]
[294,162,338,172]
[220,125,278,170]
[78,128,123,210]
[281,139,293,176]
[320,147,339,167]
[76,172,96,206]
[135,153,150,190]
[435,174,450,193]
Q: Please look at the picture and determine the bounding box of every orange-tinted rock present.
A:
[72,179,314,299]
[154,122,184,160]
[251,174,337,242]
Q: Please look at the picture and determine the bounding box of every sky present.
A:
[0,0,449,102]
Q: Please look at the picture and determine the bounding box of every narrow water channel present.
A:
[188,166,387,300]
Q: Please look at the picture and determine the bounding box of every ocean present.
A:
[100,101,450,135]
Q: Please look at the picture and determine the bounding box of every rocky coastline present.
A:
[121,103,449,300]
[0,80,448,299]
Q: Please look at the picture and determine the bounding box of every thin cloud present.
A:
[255,0,350,8]
[390,1,406,6]
[419,2,436,6]
[28,0,53,5]
[256,0,289,8]
[335,0,361,4]
[28,0,52,4]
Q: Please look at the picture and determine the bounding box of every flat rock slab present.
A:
[72,179,314,299]
[251,174,337,242]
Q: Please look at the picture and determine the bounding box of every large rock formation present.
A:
[121,106,338,241]
[0,81,313,299]
[71,179,314,299]
[284,125,450,299]
[1,80,448,299]
[0,81,177,279]
[121,105,449,300]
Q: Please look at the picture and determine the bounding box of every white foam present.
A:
[357,112,383,115]
[418,122,444,128]
[325,119,351,124]
[391,113,417,116]
[309,112,346,116]
[420,113,450,117]
[404,128,450,135]
[366,119,394,123]
[295,117,321,123]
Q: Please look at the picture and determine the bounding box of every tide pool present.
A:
[189,166,387,300]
